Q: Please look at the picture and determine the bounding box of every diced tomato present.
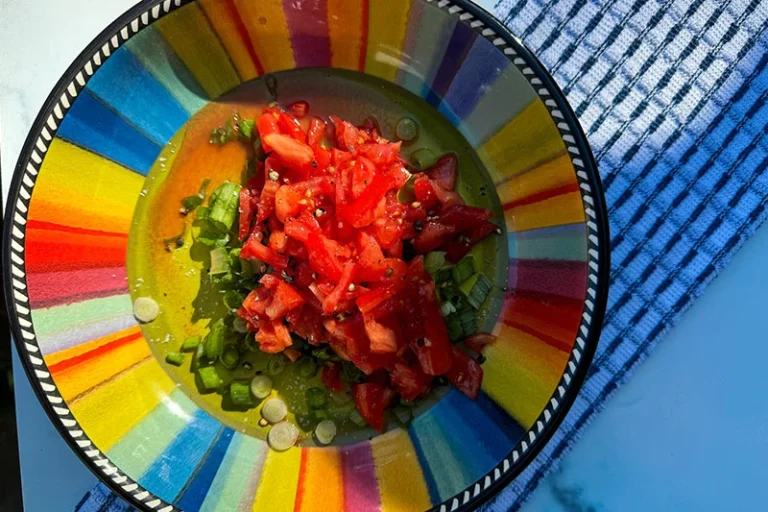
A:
[321,362,344,392]
[386,239,403,258]
[236,306,259,331]
[306,233,345,281]
[330,115,362,151]
[357,142,402,166]
[307,116,327,146]
[256,320,293,353]
[443,220,498,263]
[356,230,387,281]
[352,383,396,432]
[257,113,280,152]
[412,221,456,254]
[390,363,431,401]
[264,280,305,320]
[413,176,438,206]
[440,204,493,232]
[463,333,497,355]
[263,133,314,169]
[284,210,320,242]
[293,260,315,288]
[286,305,325,345]
[344,170,400,228]
[363,314,401,353]
[268,229,287,253]
[313,145,332,171]
[323,260,357,314]
[358,117,382,140]
[241,228,289,269]
[351,157,376,199]
[356,285,397,313]
[445,347,483,400]
[257,178,280,224]
[278,112,307,143]
[432,184,463,206]
[239,188,258,241]
[425,153,458,191]
[288,100,310,119]
[242,286,271,318]
[274,184,303,222]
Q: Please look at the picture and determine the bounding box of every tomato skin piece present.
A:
[390,363,431,401]
[356,285,397,313]
[284,209,321,242]
[239,188,258,241]
[256,320,293,353]
[323,260,357,314]
[351,157,377,199]
[268,229,288,253]
[443,220,497,263]
[321,362,344,392]
[257,179,280,224]
[464,333,497,355]
[439,204,494,232]
[307,116,327,146]
[286,305,325,345]
[278,112,307,143]
[425,153,458,191]
[288,100,310,119]
[274,184,303,223]
[412,221,456,254]
[257,113,280,152]
[330,115,362,151]
[357,142,403,166]
[306,232,345,282]
[264,280,305,320]
[363,314,401,353]
[352,383,396,432]
[241,228,289,269]
[263,133,314,168]
[445,347,483,400]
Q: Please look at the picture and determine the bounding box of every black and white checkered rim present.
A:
[1,1,610,511]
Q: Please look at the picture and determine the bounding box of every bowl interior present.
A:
[6,1,606,511]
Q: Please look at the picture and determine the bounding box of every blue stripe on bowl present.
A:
[175,427,235,512]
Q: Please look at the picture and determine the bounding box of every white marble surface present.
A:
[4,1,768,511]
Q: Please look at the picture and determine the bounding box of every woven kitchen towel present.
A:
[75,0,768,511]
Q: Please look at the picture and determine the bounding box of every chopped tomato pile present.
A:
[234,102,498,430]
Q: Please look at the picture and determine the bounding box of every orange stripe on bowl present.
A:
[232,0,295,73]
[327,0,367,70]
[294,448,344,512]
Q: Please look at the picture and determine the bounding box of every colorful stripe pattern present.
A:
[12,1,601,511]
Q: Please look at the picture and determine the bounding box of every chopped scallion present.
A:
[411,148,436,170]
[440,301,457,317]
[306,387,329,410]
[207,181,242,234]
[266,355,287,376]
[446,314,463,342]
[210,247,231,276]
[458,307,478,337]
[204,319,226,360]
[165,352,185,366]
[451,256,475,285]
[230,381,254,406]
[460,273,492,309]
[295,358,318,378]
[221,345,240,369]
[238,118,256,140]
[425,251,447,277]
[181,336,201,352]
[197,365,222,392]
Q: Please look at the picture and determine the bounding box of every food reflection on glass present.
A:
[128,69,507,451]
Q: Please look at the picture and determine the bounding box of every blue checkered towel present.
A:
[76,0,768,511]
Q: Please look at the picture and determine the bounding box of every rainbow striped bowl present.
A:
[2,1,609,511]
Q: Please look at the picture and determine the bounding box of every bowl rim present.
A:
[1,0,610,511]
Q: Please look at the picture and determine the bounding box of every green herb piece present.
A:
[451,256,475,285]
[460,273,492,309]
[197,365,222,391]
[165,352,185,366]
[295,357,318,378]
[196,206,210,219]
[425,251,447,277]
[267,355,287,376]
[221,345,240,369]
[229,381,253,406]
[446,314,463,342]
[457,307,478,337]
[204,319,227,360]
[208,181,242,234]
[210,118,236,145]
[238,118,256,140]
[341,361,364,384]
[395,117,419,142]
[181,336,201,352]
[210,247,231,276]
[313,346,340,362]
[306,387,329,410]
[411,148,436,170]
[222,290,244,310]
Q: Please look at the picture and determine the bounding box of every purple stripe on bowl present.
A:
[282,0,332,68]
[341,441,382,512]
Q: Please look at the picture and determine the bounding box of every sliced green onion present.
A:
[328,401,355,418]
[262,398,288,423]
[221,345,240,369]
[440,301,457,317]
[192,343,207,372]
[268,421,299,451]
[267,355,287,376]
[330,390,352,404]
[458,307,478,337]
[196,206,210,219]
[222,290,244,310]
[425,251,447,277]
[411,148,436,170]
[165,352,185,366]
[460,273,492,309]
[197,365,222,392]
[233,316,248,334]
[251,375,273,399]
[395,117,419,142]
[436,267,453,284]
[230,381,254,406]
[349,410,367,427]
[295,358,318,378]
[181,336,201,352]
[314,420,337,445]
[133,297,160,323]
[446,314,463,342]
[238,118,256,140]
[204,319,227,360]
[313,346,340,362]
[210,247,231,276]
[451,256,475,285]
[208,181,242,234]
[306,387,329,410]
[181,195,204,213]
[341,361,364,384]
[311,409,329,422]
